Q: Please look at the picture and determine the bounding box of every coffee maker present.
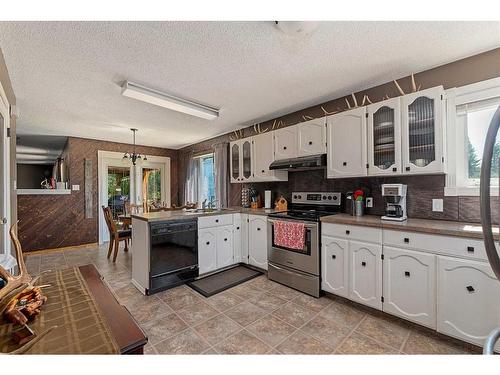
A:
[381,184,407,221]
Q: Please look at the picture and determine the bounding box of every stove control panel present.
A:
[291,192,341,205]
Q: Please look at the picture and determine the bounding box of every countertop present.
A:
[320,213,499,240]
[131,206,283,222]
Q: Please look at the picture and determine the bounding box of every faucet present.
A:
[208,198,219,211]
[202,199,208,210]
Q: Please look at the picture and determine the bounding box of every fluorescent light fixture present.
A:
[121,81,219,120]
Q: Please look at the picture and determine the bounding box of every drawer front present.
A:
[198,214,233,229]
[322,223,382,243]
[437,256,500,350]
[383,229,490,261]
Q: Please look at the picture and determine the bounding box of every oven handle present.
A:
[267,219,318,230]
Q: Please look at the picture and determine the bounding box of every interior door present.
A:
[137,161,167,210]
[0,91,10,261]
[327,107,368,178]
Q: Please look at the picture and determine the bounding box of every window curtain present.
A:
[184,153,200,206]
[213,143,229,208]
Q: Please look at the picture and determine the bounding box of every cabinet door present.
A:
[248,215,268,270]
[321,236,349,297]
[327,107,367,178]
[297,118,326,156]
[216,226,234,269]
[437,256,500,349]
[367,97,402,175]
[241,139,253,182]
[274,126,298,160]
[383,247,436,328]
[233,214,242,263]
[198,229,217,274]
[240,214,249,264]
[230,141,242,183]
[401,86,445,174]
[348,240,382,310]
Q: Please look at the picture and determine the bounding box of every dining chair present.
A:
[102,206,131,262]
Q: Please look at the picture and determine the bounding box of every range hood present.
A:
[269,154,327,171]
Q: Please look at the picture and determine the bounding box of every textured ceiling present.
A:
[0,21,499,149]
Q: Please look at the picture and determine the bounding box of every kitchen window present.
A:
[445,78,500,196]
[197,153,215,204]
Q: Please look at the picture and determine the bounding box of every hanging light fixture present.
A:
[123,128,147,165]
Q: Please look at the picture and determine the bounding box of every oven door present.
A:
[267,219,319,275]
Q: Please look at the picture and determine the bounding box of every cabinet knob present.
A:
[283,146,287,150]
[236,226,240,230]
[224,238,228,242]
[392,167,397,172]
[261,169,265,173]
[308,141,313,145]
[404,271,410,277]
[342,162,347,166]
[215,219,219,223]
[206,241,210,245]
[466,285,475,293]
[361,261,366,267]
[332,254,336,259]
[467,246,474,253]
[346,230,350,235]
[405,166,411,171]
[404,237,409,243]
[257,228,261,231]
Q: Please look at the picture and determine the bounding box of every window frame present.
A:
[195,152,215,204]
[445,77,500,196]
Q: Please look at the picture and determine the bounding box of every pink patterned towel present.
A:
[273,220,306,250]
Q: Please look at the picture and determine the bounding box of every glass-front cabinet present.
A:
[401,86,445,174]
[229,138,253,183]
[230,142,241,183]
[367,97,402,175]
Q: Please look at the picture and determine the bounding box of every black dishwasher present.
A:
[148,219,199,294]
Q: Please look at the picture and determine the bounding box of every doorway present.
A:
[98,151,170,244]
[0,84,11,266]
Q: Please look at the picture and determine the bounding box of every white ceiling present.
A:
[0,21,499,149]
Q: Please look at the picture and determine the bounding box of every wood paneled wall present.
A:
[18,137,178,252]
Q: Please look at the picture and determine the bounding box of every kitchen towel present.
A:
[273,220,306,250]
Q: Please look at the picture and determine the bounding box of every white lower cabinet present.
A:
[198,229,217,274]
[198,224,235,274]
[248,214,268,270]
[321,236,349,297]
[348,240,383,310]
[383,246,436,328]
[233,214,242,263]
[216,226,234,269]
[437,256,500,350]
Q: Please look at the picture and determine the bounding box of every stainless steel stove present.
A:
[267,192,341,297]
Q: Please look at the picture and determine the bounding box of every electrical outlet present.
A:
[72,185,80,191]
[432,199,443,212]
[366,197,373,208]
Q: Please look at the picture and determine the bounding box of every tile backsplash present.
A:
[237,169,498,224]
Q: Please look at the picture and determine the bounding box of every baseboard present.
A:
[23,242,99,256]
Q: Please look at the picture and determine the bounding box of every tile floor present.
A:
[25,244,481,355]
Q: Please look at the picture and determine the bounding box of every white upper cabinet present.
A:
[297,118,327,156]
[401,86,445,174]
[367,97,402,176]
[252,133,288,182]
[327,107,368,178]
[274,126,298,160]
[230,141,242,183]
